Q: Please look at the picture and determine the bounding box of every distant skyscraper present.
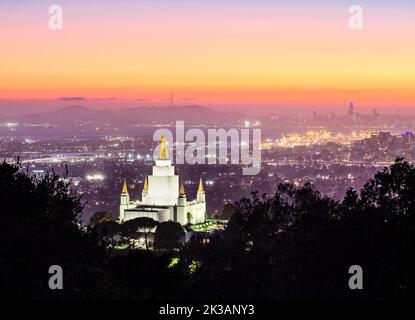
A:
[402,131,413,156]
[348,102,354,116]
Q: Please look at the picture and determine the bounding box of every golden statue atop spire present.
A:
[179,180,185,196]
[122,180,128,193]
[198,177,204,192]
[159,135,168,160]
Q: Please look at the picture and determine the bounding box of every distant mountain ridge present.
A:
[17,105,250,125]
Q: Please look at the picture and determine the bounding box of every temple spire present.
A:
[159,135,168,160]
[179,180,185,196]
[198,177,204,192]
[143,176,148,190]
[122,180,128,193]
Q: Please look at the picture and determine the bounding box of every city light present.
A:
[271,130,374,148]
[85,174,105,182]
[7,122,18,127]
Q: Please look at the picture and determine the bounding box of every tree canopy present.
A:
[179,158,415,299]
[154,221,185,250]
[2,158,415,299]
[0,162,110,298]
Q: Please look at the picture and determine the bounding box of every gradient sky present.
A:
[0,0,414,115]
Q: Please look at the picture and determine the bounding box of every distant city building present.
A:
[402,131,414,155]
[348,102,354,117]
[119,135,206,225]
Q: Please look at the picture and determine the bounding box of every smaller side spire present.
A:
[197,177,206,203]
[143,176,148,190]
[179,180,185,196]
[122,180,128,193]
[198,177,204,193]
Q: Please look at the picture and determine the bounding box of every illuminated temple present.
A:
[119,136,206,225]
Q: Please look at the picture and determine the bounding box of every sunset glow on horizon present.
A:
[1,0,415,114]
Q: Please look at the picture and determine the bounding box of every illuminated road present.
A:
[9,156,399,168]
[264,160,397,167]
[9,154,113,164]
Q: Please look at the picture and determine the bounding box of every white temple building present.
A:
[119,136,206,225]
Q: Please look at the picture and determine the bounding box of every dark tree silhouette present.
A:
[2,158,415,300]
[178,159,415,300]
[120,217,159,249]
[120,218,142,249]
[154,221,185,250]
[90,211,114,227]
[135,217,159,250]
[220,203,236,220]
[93,220,121,247]
[0,161,111,299]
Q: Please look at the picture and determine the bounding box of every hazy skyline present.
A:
[1,0,414,115]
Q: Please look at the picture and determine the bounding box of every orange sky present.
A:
[0,1,414,113]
